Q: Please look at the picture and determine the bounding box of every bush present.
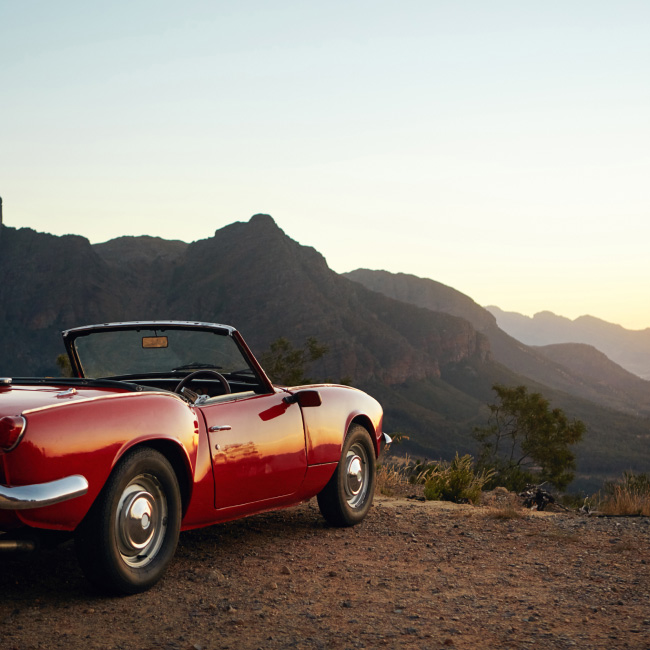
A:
[422,454,494,505]
[406,458,439,485]
[481,462,535,493]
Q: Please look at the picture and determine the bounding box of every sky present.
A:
[1,1,649,330]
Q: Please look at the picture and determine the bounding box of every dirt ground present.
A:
[1,496,649,650]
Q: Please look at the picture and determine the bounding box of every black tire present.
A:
[75,447,182,595]
[317,425,376,527]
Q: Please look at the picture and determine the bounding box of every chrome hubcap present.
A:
[347,456,363,495]
[344,443,369,509]
[115,474,167,568]
[122,491,155,549]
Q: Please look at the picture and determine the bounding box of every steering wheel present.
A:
[174,370,231,395]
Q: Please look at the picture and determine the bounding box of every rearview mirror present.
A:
[142,336,168,349]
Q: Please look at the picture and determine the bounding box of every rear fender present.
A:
[4,392,199,531]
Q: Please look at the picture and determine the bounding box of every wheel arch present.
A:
[74,444,184,594]
[348,414,380,457]
[130,439,193,517]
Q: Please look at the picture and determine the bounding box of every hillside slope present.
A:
[343,268,650,488]
[535,342,650,415]
[345,269,650,418]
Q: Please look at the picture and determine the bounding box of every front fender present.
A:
[295,385,383,465]
[4,392,199,531]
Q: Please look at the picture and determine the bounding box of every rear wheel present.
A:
[75,447,181,594]
[317,425,376,527]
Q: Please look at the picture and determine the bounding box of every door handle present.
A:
[209,425,232,432]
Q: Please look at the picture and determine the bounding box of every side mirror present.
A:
[283,389,322,408]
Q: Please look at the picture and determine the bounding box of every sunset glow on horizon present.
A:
[2,1,648,330]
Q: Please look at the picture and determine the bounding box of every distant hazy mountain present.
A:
[487,307,650,380]
[344,270,650,418]
[534,343,650,415]
[2,217,649,490]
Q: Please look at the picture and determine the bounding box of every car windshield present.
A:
[72,326,252,379]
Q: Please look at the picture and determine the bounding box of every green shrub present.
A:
[422,454,494,504]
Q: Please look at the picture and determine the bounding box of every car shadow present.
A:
[0,501,329,601]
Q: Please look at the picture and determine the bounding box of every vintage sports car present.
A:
[0,321,385,594]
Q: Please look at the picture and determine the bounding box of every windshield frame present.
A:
[62,321,274,393]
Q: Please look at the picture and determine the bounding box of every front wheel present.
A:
[75,447,182,594]
[317,425,376,527]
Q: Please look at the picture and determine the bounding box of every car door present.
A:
[199,391,307,510]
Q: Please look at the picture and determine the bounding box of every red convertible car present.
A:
[0,321,385,593]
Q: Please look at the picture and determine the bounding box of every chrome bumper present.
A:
[0,475,88,510]
[382,432,393,445]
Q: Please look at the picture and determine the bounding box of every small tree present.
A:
[474,384,585,491]
[56,353,73,377]
[260,337,328,386]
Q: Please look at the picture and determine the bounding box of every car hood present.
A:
[0,382,127,417]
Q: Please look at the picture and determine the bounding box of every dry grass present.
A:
[598,485,650,516]
[375,463,412,497]
[483,488,524,519]
[487,501,524,520]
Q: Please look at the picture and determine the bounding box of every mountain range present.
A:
[344,270,650,418]
[1,214,648,491]
[486,307,650,380]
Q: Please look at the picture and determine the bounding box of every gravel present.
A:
[1,497,649,649]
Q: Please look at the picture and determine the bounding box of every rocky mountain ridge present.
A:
[1,215,649,489]
[0,216,489,386]
[345,269,650,418]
